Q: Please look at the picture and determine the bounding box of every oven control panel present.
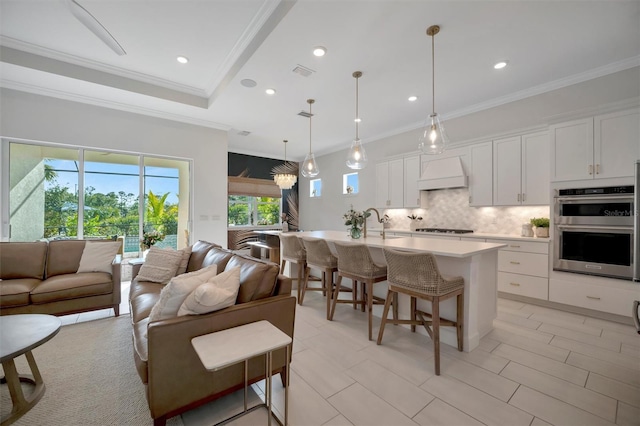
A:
[558,186,634,196]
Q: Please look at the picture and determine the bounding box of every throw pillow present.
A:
[76,241,121,274]
[178,267,241,316]
[176,246,192,275]
[136,246,184,284]
[148,264,218,321]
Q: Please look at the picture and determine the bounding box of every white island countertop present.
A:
[296,230,505,258]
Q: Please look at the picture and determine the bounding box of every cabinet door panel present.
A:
[404,156,421,208]
[469,142,493,206]
[388,158,404,208]
[498,272,548,299]
[375,162,390,208]
[522,131,550,205]
[594,109,640,179]
[493,136,522,205]
[550,118,594,181]
[498,251,549,277]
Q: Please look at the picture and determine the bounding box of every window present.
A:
[228,196,281,226]
[343,172,359,195]
[310,179,322,197]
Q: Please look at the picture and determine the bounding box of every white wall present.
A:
[299,67,640,234]
[0,89,228,245]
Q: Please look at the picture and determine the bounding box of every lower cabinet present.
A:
[549,278,639,317]
[488,239,550,300]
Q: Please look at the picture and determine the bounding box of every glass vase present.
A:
[350,226,362,239]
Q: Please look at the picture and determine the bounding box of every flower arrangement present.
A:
[343,206,370,238]
[407,214,423,221]
[141,230,165,250]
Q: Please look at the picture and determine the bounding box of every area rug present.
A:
[1,316,184,426]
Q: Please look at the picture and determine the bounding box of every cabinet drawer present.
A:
[498,251,549,277]
[549,279,639,317]
[487,239,549,254]
[498,272,548,300]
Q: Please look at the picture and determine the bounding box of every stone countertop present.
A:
[370,228,551,243]
[295,230,506,258]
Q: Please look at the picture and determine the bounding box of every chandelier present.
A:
[273,139,297,190]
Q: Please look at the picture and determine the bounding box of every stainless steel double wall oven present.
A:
[553,185,634,280]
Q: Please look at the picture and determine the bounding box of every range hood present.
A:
[417,156,468,190]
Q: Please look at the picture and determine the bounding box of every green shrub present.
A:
[530,217,550,228]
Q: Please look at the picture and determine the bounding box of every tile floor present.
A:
[67,283,640,426]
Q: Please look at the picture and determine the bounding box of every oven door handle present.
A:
[555,195,634,202]
[556,224,634,232]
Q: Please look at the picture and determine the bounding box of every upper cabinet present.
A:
[550,109,639,182]
[375,159,404,208]
[403,155,421,208]
[493,131,549,206]
[469,142,493,206]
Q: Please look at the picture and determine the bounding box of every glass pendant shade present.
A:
[346,138,368,169]
[301,152,319,178]
[274,173,297,190]
[418,113,447,155]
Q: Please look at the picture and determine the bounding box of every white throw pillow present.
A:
[136,246,184,284]
[176,246,192,275]
[178,267,241,316]
[148,264,218,322]
[77,241,121,274]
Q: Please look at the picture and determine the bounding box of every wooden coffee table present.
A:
[0,314,61,425]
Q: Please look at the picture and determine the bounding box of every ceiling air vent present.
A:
[297,111,313,118]
[292,64,315,77]
[237,130,251,136]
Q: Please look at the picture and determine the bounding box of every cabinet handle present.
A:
[509,245,521,248]
[469,196,472,204]
[510,261,521,265]
[522,193,526,202]
[509,282,521,287]
[586,295,601,300]
[517,193,521,202]
[588,164,593,175]
[596,164,600,174]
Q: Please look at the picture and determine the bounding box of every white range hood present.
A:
[417,156,468,191]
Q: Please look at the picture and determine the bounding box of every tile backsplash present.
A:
[383,188,550,235]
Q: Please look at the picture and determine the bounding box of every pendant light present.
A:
[273,140,297,190]
[418,25,448,155]
[346,71,368,170]
[301,99,320,178]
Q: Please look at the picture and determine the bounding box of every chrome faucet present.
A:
[363,207,385,239]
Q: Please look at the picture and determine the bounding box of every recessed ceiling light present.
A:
[313,46,327,57]
[265,88,276,95]
[354,118,361,123]
[177,56,189,64]
[494,61,508,70]
[408,95,418,102]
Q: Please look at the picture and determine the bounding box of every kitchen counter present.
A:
[295,230,506,351]
[371,228,551,242]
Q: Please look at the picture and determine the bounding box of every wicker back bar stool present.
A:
[330,242,388,340]
[299,237,344,318]
[279,233,320,305]
[378,248,464,375]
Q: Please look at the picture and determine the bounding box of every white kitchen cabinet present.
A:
[488,238,549,300]
[550,109,639,182]
[469,142,493,206]
[375,159,403,208]
[493,132,549,206]
[550,278,639,317]
[403,155,421,208]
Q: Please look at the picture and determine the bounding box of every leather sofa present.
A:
[0,240,121,316]
[128,240,295,426]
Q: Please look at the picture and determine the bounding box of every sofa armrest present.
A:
[129,258,145,280]
[111,255,122,306]
[145,295,296,420]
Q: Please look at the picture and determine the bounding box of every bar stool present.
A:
[300,237,351,319]
[378,248,464,375]
[330,242,388,340]
[279,233,319,304]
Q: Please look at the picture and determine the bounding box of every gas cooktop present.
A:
[414,228,474,234]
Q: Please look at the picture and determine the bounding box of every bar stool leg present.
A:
[377,289,394,344]
[367,280,374,340]
[432,297,441,375]
[329,275,343,320]
[411,297,417,332]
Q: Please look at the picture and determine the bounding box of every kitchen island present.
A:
[295,230,506,351]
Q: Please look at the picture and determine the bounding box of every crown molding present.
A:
[0,80,231,131]
[0,36,207,97]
